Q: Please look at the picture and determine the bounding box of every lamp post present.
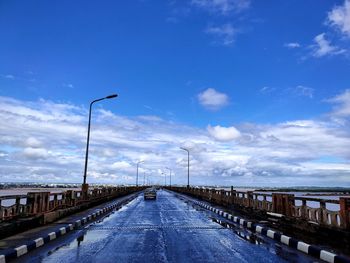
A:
[162,172,166,186]
[165,167,172,188]
[136,161,144,187]
[82,94,118,194]
[180,147,190,188]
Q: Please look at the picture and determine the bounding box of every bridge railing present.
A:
[169,186,350,230]
[0,186,145,222]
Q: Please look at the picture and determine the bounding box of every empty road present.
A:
[16,190,317,263]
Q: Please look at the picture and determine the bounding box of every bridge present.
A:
[0,187,349,262]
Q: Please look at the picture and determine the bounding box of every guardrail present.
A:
[169,187,350,230]
[0,186,145,222]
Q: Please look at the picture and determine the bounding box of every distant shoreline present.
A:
[256,188,350,194]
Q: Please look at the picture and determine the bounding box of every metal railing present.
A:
[169,187,350,230]
[0,186,145,221]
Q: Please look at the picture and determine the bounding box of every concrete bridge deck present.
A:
[10,190,319,263]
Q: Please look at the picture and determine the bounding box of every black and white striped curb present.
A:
[190,199,350,263]
[0,196,136,263]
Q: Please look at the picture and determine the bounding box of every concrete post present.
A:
[339,197,350,229]
[301,199,307,219]
[272,193,295,216]
[15,197,21,215]
[53,194,58,209]
[220,190,225,205]
[231,189,237,205]
[66,190,76,206]
[43,192,50,212]
[247,191,254,208]
[319,201,327,225]
[82,183,89,200]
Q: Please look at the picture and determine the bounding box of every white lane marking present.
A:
[15,245,28,257]
[320,250,336,263]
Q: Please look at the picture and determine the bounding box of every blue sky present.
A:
[1,0,350,186]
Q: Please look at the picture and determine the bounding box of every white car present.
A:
[144,188,157,200]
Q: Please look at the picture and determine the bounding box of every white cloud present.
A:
[260,86,275,94]
[1,74,15,79]
[137,115,163,122]
[23,147,48,160]
[111,161,132,170]
[205,24,236,46]
[311,33,346,57]
[294,85,314,98]
[1,95,350,186]
[197,88,229,110]
[284,42,301,48]
[328,0,350,38]
[207,125,241,141]
[327,89,350,118]
[63,83,74,89]
[25,137,43,148]
[191,0,250,15]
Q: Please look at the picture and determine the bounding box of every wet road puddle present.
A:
[207,216,315,262]
[210,217,264,245]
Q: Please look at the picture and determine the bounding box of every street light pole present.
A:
[82,94,118,194]
[162,172,166,186]
[180,147,190,188]
[165,167,172,188]
[136,161,144,187]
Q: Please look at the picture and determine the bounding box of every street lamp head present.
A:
[180,147,189,152]
[105,94,118,99]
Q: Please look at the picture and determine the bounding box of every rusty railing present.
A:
[169,186,350,230]
[0,186,145,221]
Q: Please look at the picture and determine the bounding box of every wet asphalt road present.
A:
[16,190,317,263]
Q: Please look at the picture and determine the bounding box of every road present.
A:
[15,190,317,263]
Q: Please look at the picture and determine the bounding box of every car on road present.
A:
[144,188,157,200]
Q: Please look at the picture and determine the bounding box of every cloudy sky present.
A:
[0,0,350,187]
